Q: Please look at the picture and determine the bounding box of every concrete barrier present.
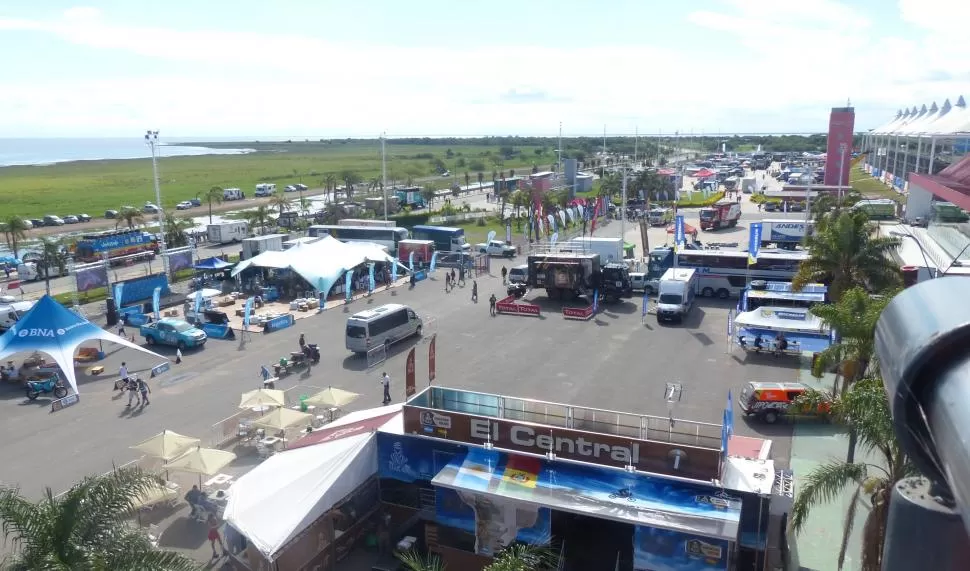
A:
[496,295,540,317]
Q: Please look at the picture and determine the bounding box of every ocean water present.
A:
[0,138,254,167]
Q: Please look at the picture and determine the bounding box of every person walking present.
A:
[126,376,140,408]
[298,333,306,352]
[175,347,182,364]
[137,376,151,406]
[117,322,126,339]
[489,293,497,317]
[450,268,456,284]
[458,267,465,286]
[501,266,508,284]
[380,372,391,404]
[445,273,451,292]
[207,513,226,560]
[117,362,129,391]
[471,280,478,302]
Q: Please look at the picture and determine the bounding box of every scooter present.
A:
[305,343,320,364]
[25,374,68,400]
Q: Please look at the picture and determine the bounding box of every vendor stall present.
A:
[734,306,832,354]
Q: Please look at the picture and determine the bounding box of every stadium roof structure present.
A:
[873,96,970,135]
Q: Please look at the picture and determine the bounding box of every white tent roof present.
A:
[231,235,399,295]
[734,306,829,335]
[898,102,940,135]
[873,96,970,136]
[873,110,905,134]
[929,96,970,135]
[224,431,377,560]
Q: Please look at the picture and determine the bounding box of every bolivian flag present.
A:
[497,456,542,495]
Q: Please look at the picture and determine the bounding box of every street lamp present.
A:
[145,130,167,273]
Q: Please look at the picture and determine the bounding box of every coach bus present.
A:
[72,229,159,263]
[644,247,808,298]
[307,225,409,254]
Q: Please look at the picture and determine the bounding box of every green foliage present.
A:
[0,466,201,570]
[484,543,559,571]
[163,215,194,248]
[390,212,432,228]
[0,215,30,259]
[396,550,446,571]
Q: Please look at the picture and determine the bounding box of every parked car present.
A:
[29,219,44,228]
[284,185,297,192]
[104,210,119,219]
[143,202,160,214]
[176,201,193,210]
[190,198,202,207]
[62,215,79,224]
[78,213,91,222]
[43,215,64,226]
[19,220,33,229]
[294,183,308,191]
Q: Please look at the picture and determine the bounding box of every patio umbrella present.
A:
[305,386,360,408]
[130,430,201,462]
[164,445,237,477]
[252,407,313,432]
[239,388,286,409]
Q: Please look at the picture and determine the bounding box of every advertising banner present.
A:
[486,230,496,245]
[345,271,353,302]
[75,266,108,293]
[550,232,559,245]
[674,215,686,250]
[391,259,398,282]
[405,347,416,398]
[430,251,439,272]
[747,223,762,265]
[435,486,552,557]
[376,432,464,483]
[264,314,295,333]
[408,251,415,271]
[727,309,734,336]
[505,223,512,243]
[167,250,193,274]
[592,289,599,314]
[151,287,161,321]
[201,323,233,339]
[429,333,437,383]
[633,525,729,571]
[113,283,125,310]
[642,291,649,317]
[368,263,375,292]
[242,297,254,329]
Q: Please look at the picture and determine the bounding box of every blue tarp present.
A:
[0,295,162,394]
[194,257,233,271]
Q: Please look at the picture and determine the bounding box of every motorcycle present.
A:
[25,374,68,400]
[305,343,320,364]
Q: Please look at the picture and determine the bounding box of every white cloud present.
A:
[0,4,966,136]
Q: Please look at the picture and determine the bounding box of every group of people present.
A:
[117,361,151,407]
[738,332,791,356]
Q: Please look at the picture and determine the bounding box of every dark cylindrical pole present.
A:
[882,477,969,571]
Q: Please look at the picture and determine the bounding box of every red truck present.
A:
[397,239,435,267]
[699,201,742,230]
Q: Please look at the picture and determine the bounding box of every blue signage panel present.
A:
[125,313,150,326]
[263,314,295,333]
[51,393,80,413]
[774,310,807,321]
[201,323,234,339]
[150,362,171,377]
[634,526,729,571]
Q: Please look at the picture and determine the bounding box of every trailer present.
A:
[741,176,758,194]
[398,239,435,266]
[337,219,396,228]
[241,234,287,260]
[699,201,742,230]
[565,237,624,263]
[761,219,814,248]
[207,221,249,244]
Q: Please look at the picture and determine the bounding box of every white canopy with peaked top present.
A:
[230,235,402,297]
[0,295,163,395]
[131,430,201,462]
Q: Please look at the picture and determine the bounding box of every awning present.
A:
[734,307,828,335]
[193,257,233,271]
[666,222,698,235]
[693,169,716,178]
[432,447,741,542]
[735,328,831,353]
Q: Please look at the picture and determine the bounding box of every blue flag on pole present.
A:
[429,251,438,272]
[642,291,649,317]
[345,270,353,302]
[113,283,124,310]
[368,263,375,292]
[391,259,398,282]
[592,289,599,313]
[242,296,254,329]
[674,215,686,251]
[408,251,415,271]
[726,390,734,437]
[151,287,161,321]
[721,409,729,453]
[748,223,763,265]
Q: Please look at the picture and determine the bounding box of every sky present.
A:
[0,0,968,138]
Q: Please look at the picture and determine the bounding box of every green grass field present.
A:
[0,142,551,219]
[849,165,902,202]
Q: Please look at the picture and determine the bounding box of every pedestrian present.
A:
[445,273,451,292]
[489,293,497,317]
[117,361,129,391]
[260,364,271,382]
[458,267,465,286]
[298,333,306,351]
[137,376,151,406]
[175,347,182,364]
[117,322,126,338]
[207,513,226,559]
[450,268,456,284]
[471,280,478,302]
[501,266,508,284]
[126,376,140,407]
[757,203,762,212]
[380,372,391,404]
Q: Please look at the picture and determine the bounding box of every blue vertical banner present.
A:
[548,214,556,233]
[642,291,649,317]
[674,214,686,251]
[113,282,124,310]
[193,290,204,314]
[391,259,398,282]
[727,309,734,336]
[721,409,729,453]
[505,223,512,243]
[151,287,161,321]
[726,390,734,438]
[408,251,415,271]
[550,232,559,245]
[486,230,496,244]
[748,223,763,265]
[345,270,353,302]
[429,251,438,272]
[368,263,376,292]
[592,289,599,313]
[558,210,567,229]
[242,296,254,329]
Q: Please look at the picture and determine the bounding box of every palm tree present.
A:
[204,186,223,224]
[809,191,864,223]
[0,466,200,570]
[340,170,362,200]
[477,171,484,190]
[397,550,446,571]
[791,377,917,571]
[793,210,901,302]
[484,543,558,571]
[299,196,313,217]
[323,173,337,204]
[118,207,144,230]
[239,206,272,236]
[36,238,69,295]
[1,216,30,259]
[599,173,621,201]
[421,185,437,210]
[163,215,194,248]
[268,190,290,217]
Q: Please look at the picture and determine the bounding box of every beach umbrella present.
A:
[164,445,237,477]
[305,386,360,408]
[239,388,285,409]
[130,430,201,462]
[252,407,313,432]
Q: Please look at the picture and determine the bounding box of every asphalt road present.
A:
[0,240,796,500]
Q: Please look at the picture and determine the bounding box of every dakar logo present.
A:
[18,328,58,338]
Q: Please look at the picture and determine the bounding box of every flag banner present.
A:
[345,270,353,302]
[721,409,730,453]
[193,290,203,314]
[486,230,496,244]
[391,259,398,282]
[430,251,439,272]
[151,287,161,321]
[368,263,376,292]
[405,347,416,398]
[243,296,254,329]
[590,200,602,234]
[577,204,584,219]
[592,289,599,313]
[642,291,649,317]
[547,214,556,233]
[429,333,437,383]
[727,309,734,336]
[113,283,124,310]
[726,390,734,437]
[674,215,686,249]
[558,210,567,229]
[748,223,763,265]
[408,251,415,271]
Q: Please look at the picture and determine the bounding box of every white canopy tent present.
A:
[230,235,403,297]
[734,306,829,335]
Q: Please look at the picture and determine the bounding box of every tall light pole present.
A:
[145,130,167,273]
[381,132,388,220]
[620,164,628,243]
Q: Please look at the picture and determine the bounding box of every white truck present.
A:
[254,183,276,197]
[741,176,758,194]
[656,268,698,323]
[207,221,249,244]
[761,219,814,249]
[222,188,245,201]
[0,296,35,332]
[475,240,516,258]
[16,262,68,282]
[241,234,287,260]
[565,237,624,263]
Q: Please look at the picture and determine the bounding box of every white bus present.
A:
[307,225,409,254]
[645,247,809,298]
[337,219,396,228]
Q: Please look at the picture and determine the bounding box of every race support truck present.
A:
[760,219,814,249]
[527,252,632,302]
[699,201,742,230]
[411,225,471,253]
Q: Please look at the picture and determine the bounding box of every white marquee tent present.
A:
[230,235,402,296]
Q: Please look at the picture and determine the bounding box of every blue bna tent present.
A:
[0,295,163,395]
[194,257,233,271]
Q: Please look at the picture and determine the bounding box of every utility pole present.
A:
[558,122,563,174]
[145,130,167,275]
[621,165,627,244]
[381,132,388,220]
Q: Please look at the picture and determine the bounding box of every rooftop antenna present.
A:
[546,429,556,461]
[483,420,494,450]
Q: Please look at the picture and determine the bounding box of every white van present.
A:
[656,268,698,323]
[223,188,245,201]
[0,297,34,332]
[507,264,528,284]
[345,303,423,355]
[255,183,276,197]
[16,262,68,282]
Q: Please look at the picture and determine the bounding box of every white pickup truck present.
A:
[475,240,516,258]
